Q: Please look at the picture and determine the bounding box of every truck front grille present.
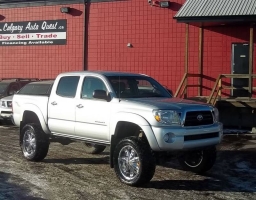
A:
[184,111,213,126]
[184,132,219,141]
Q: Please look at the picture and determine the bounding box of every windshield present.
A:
[106,75,172,98]
[0,83,8,94]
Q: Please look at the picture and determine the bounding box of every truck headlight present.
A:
[213,107,219,122]
[0,100,4,107]
[153,110,181,125]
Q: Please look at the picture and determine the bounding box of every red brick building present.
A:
[0,0,255,100]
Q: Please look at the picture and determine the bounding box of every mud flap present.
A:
[110,135,117,168]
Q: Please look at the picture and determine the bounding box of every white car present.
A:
[0,95,13,123]
[0,80,54,124]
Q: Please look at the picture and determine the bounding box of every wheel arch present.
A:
[20,105,50,134]
[109,113,160,168]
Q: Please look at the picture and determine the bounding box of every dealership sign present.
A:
[0,19,67,46]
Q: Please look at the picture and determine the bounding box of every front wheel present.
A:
[113,137,156,186]
[178,146,216,174]
[20,123,49,162]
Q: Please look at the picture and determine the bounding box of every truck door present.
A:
[48,76,80,135]
[75,76,111,142]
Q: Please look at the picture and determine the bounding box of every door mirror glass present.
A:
[93,90,109,101]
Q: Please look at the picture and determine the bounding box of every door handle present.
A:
[51,101,57,105]
[77,104,84,108]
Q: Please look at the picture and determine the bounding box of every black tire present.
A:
[20,123,49,162]
[0,119,8,125]
[178,146,216,174]
[113,137,156,186]
[84,143,106,154]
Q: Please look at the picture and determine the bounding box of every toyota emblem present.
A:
[197,114,203,121]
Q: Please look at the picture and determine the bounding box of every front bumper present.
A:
[0,107,12,120]
[152,122,223,151]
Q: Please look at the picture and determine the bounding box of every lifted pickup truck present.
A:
[12,71,223,186]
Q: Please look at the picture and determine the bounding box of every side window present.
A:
[81,77,106,99]
[56,76,80,98]
[18,84,53,96]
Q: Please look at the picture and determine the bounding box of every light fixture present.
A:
[127,43,133,48]
[60,7,70,13]
[159,1,170,8]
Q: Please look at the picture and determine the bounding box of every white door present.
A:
[48,76,80,135]
[75,76,111,142]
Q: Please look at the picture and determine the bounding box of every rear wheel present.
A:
[178,146,216,173]
[20,123,49,162]
[113,137,156,186]
[84,143,106,154]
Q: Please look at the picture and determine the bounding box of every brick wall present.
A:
[0,3,84,79]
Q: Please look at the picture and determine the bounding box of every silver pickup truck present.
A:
[12,71,223,186]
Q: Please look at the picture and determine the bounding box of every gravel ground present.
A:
[0,125,256,200]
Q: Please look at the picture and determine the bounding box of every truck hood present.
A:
[123,97,212,110]
[0,95,14,101]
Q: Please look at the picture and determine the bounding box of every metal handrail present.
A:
[207,74,222,105]
[174,73,201,98]
[175,73,256,105]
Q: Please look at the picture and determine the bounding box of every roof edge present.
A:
[174,15,256,23]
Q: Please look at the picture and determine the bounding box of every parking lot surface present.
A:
[0,125,256,200]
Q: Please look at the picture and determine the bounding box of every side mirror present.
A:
[93,90,110,101]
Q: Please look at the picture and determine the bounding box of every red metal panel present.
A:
[87,0,187,92]
[0,3,84,79]
[0,0,255,98]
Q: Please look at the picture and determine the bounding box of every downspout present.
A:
[184,23,189,98]
[83,0,90,70]
[249,24,254,99]
[198,27,203,96]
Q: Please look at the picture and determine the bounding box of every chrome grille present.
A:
[184,111,213,126]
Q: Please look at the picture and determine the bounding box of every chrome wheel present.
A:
[22,128,36,158]
[184,150,204,168]
[118,145,140,181]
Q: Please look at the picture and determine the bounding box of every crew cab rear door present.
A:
[75,76,111,142]
[48,76,80,135]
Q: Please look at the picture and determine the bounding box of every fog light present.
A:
[163,133,170,142]
[163,132,176,143]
